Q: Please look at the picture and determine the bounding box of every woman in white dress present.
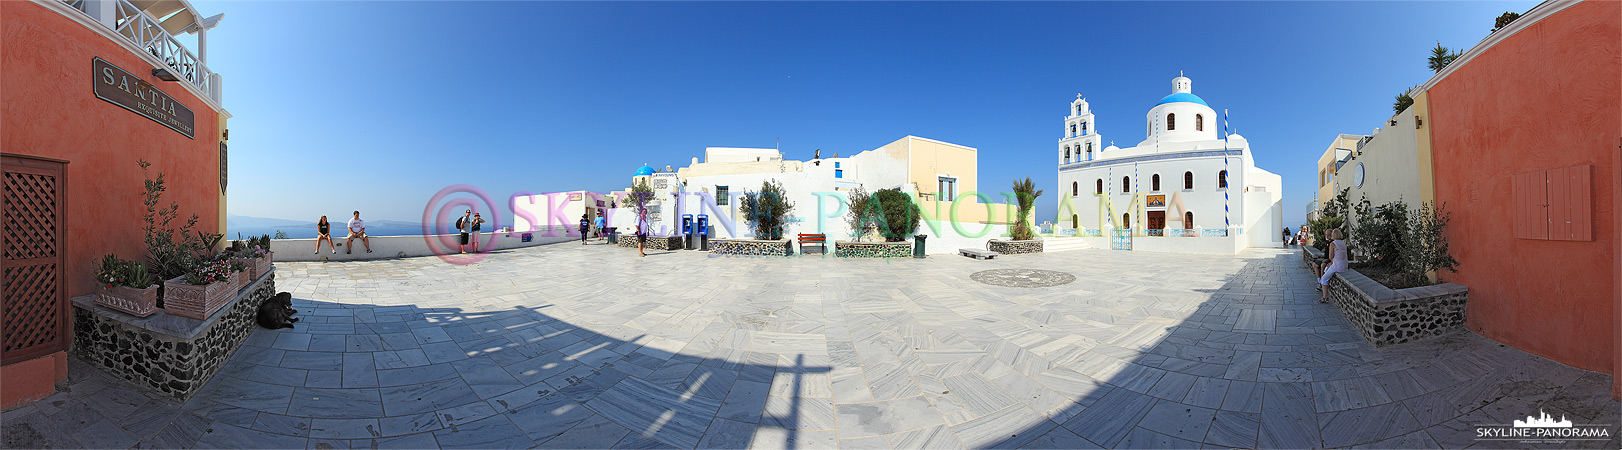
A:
[1319,228,1349,303]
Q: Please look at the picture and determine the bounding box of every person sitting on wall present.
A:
[346,210,372,254]
[315,215,337,254]
[1318,228,1348,304]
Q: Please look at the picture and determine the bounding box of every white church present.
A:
[1055,75,1283,253]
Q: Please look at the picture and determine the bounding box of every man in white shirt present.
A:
[346,210,371,254]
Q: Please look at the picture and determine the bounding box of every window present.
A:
[938,177,957,202]
[835,169,843,178]
[1095,179,1103,194]
[1218,170,1228,188]
[1514,165,1594,241]
[1184,171,1194,190]
[1122,176,1131,193]
[1122,213,1131,229]
[1184,211,1194,229]
[1072,181,1078,196]
[716,186,729,205]
[1152,174,1161,192]
[1196,114,1203,132]
[1167,113,1176,131]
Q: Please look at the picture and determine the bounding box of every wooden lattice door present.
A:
[2,154,69,365]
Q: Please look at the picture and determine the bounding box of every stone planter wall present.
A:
[1326,269,1468,347]
[834,241,912,258]
[1302,246,1327,269]
[709,239,792,257]
[616,235,685,250]
[988,239,1044,255]
[71,269,277,400]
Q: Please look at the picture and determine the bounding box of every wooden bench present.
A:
[959,248,998,260]
[798,233,827,255]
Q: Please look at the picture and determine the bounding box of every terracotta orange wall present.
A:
[0,352,67,408]
[3,1,223,300]
[1427,1,1618,380]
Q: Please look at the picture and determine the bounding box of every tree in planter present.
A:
[1351,196,1409,269]
[138,160,223,283]
[1009,177,1044,241]
[843,187,877,242]
[1351,198,1459,288]
[629,178,655,235]
[1400,202,1459,286]
[739,180,796,240]
[867,188,920,242]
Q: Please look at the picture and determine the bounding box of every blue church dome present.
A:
[1155,92,1208,107]
[635,164,655,176]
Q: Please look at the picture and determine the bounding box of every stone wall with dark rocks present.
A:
[71,270,276,400]
[834,241,912,258]
[616,235,686,250]
[1327,269,1468,347]
[709,239,792,257]
[988,240,1043,255]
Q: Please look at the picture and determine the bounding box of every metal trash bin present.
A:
[913,235,927,258]
[607,228,618,244]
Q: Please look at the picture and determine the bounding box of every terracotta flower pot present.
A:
[162,276,234,320]
[230,270,247,293]
[94,284,159,317]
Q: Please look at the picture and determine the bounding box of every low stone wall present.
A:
[1303,246,1327,268]
[616,235,686,251]
[988,239,1043,255]
[709,239,792,257]
[834,241,912,258]
[1327,269,1468,347]
[71,269,277,400]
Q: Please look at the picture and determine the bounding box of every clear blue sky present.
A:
[208,1,1536,229]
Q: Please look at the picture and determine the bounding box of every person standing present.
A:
[579,214,590,245]
[1282,227,1293,248]
[346,211,371,254]
[471,213,486,253]
[1319,228,1349,303]
[1298,228,1309,249]
[593,213,606,240]
[456,210,472,254]
[315,215,337,254]
[636,210,647,257]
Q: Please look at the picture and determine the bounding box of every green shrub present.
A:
[867,188,920,242]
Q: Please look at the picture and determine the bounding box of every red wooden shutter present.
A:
[1549,165,1593,241]
[1513,170,1548,239]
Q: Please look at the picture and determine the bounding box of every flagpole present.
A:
[1223,109,1231,236]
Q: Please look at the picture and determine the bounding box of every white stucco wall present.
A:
[270,225,577,262]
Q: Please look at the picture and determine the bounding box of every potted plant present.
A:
[988,177,1045,255]
[163,259,234,320]
[226,258,248,293]
[93,255,160,317]
[229,237,272,280]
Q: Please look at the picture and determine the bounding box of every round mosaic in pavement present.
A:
[970,269,1076,288]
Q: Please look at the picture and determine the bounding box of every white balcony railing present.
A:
[63,0,219,104]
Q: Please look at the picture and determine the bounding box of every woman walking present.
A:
[315,215,337,254]
[1318,228,1348,303]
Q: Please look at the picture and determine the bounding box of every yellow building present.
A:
[1316,134,1361,212]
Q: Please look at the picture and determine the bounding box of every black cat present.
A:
[256,292,300,329]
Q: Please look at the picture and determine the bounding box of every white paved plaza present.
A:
[3,241,1617,449]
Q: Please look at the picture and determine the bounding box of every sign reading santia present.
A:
[92,58,196,138]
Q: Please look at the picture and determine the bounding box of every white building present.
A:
[1055,75,1283,253]
[603,136,1026,254]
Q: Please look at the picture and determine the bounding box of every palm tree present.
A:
[1010,177,1043,241]
[1393,88,1414,114]
[1427,42,1461,73]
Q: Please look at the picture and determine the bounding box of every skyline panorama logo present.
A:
[1475,410,1612,444]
